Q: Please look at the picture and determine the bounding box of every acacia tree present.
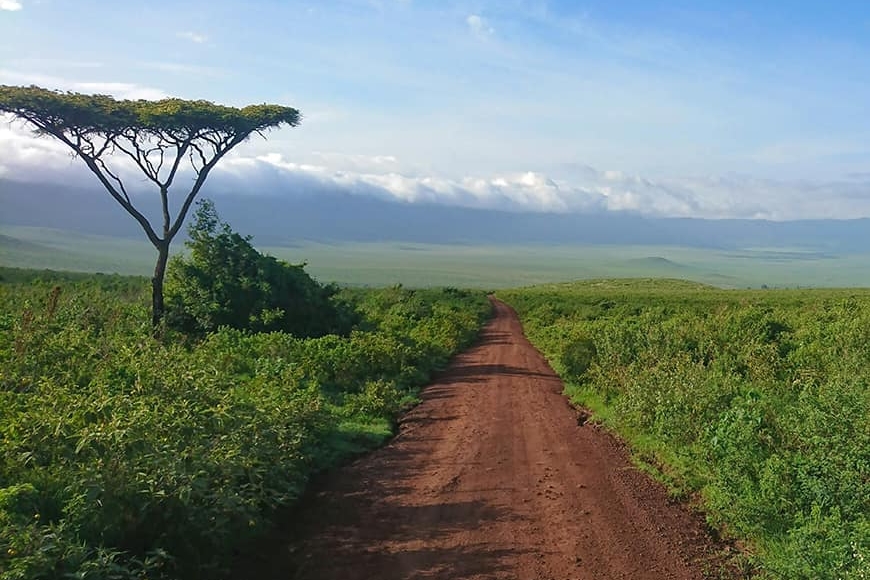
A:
[0,85,300,326]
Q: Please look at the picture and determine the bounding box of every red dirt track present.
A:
[240,299,731,579]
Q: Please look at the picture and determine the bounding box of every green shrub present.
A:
[165,199,355,337]
[560,336,597,381]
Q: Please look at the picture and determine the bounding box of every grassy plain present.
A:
[5,225,870,288]
[4,226,870,579]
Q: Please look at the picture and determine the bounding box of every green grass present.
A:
[0,227,157,275]
[6,226,870,288]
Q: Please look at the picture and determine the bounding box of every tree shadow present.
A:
[473,329,515,346]
[435,363,558,385]
[289,545,525,580]
[398,414,462,427]
[228,299,547,580]
[232,478,528,580]
[231,411,530,580]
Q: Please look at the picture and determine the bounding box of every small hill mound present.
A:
[625,256,689,269]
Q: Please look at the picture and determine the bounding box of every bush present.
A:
[560,336,597,381]
[165,199,355,337]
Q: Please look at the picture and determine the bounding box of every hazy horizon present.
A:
[6,177,870,289]
[2,1,869,221]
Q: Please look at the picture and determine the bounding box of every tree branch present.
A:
[164,139,191,189]
[160,186,171,236]
[96,157,131,205]
[153,145,166,177]
[167,133,247,240]
[114,132,163,187]
[190,142,208,173]
[33,125,163,247]
[0,85,302,329]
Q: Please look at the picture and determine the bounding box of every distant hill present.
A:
[625,256,692,270]
[2,178,870,251]
[627,256,684,266]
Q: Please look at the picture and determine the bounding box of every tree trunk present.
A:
[151,242,170,328]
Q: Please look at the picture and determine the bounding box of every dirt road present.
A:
[241,299,730,579]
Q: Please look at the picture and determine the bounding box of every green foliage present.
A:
[560,336,597,381]
[0,272,490,579]
[165,200,353,337]
[0,266,146,286]
[0,85,300,138]
[500,280,870,579]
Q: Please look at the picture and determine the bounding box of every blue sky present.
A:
[1,0,869,219]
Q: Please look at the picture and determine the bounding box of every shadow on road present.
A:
[232,440,527,580]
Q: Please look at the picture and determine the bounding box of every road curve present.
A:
[237,299,730,580]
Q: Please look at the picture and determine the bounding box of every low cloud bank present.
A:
[1,126,869,221]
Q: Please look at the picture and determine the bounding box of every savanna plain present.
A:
[1,233,868,580]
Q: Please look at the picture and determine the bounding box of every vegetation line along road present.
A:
[501,280,870,579]
[238,298,729,580]
[0,270,491,580]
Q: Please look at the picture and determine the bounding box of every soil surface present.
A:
[236,299,733,580]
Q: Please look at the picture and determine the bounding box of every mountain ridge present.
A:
[2,178,869,252]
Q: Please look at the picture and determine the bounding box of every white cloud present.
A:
[0,123,89,180]
[73,82,169,100]
[466,14,494,37]
[2,125,870,221]
[310,151,401,173]
[0,0,22,11]
[207,152,870,220]
[176,31,208,44]
[0,69,169,100]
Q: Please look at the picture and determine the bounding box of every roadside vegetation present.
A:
[499,279,869,579]
[0,207,490,579]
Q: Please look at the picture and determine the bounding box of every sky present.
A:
[1,0,869,220]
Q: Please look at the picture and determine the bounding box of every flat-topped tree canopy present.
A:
[0,85,301,327]
[0,84,299,138]
[0,86,299,222]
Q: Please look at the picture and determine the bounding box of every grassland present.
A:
[5,225,870,288]
[4,225,870,579]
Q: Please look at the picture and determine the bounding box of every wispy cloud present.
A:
[466,14,494,37]
[0,69,169,100]
[750,138,868,166]
[75,82,169,100]
[310,151,400,173]
[3,2,870,220]
[176,31,208,44]
[0,0,22,11]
